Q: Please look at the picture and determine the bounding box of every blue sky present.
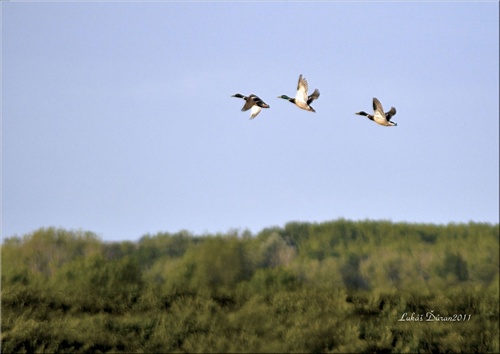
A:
[3,2,499,242]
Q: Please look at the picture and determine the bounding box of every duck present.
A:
[278,74,320,112]
[355,97,397,126]
[231,93,270,119]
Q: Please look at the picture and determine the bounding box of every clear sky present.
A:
[3,2,499,242]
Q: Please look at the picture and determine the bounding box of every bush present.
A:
[2,221,498,353]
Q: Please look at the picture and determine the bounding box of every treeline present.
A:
[1,219,499,353]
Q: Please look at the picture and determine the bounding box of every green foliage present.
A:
[2,221,499,353]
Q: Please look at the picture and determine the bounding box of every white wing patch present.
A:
[250,105,262,119]
[373,110,387,123]
[295,76,309,103]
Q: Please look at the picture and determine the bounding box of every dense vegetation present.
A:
[1,220,499,353]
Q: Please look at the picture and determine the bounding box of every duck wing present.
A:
[385,106,397,120]
[241,95,257,111]
[249,94,270,108]
[307,89,320,104]
[250,105,262,119]
[295,74,309,103]
[372,97,387,121]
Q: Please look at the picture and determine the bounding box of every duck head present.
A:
[278,95,295,103]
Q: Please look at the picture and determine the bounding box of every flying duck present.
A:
[231,93,270,119]
[355,97,397,126]
[278,74,320,112]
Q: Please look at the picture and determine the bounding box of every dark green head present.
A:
[278,95,294,103]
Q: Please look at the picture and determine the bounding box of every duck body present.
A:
[356,97,397,126]
[232,93,270,119]
[278,74,320,112]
